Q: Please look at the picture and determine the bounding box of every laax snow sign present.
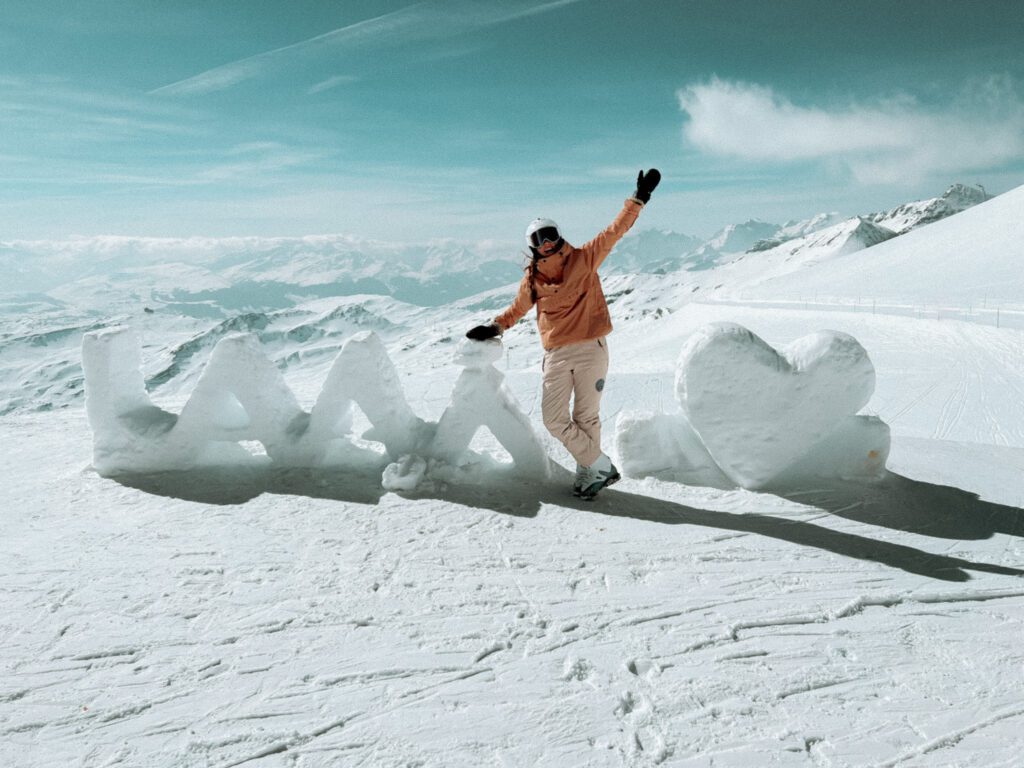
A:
[82,323,889,492]
[81,328,550,491]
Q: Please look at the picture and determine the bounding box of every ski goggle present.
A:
[529,226,561,248]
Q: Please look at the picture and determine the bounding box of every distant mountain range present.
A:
[1,184,992,317]
[0,182,1013,416]
[0,237,528,312]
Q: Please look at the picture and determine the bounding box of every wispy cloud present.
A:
[307,74,360,95]
[150,0,589,96]
[1,76,201,132]
[489,0,588,22]
[678,76,1024,183]
[197,142,328,182]
[150,5,425,96]
[0,77,207,160]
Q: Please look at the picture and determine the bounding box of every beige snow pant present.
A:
[541,337,609,467]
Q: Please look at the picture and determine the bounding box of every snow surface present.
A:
[4,184,1024,767]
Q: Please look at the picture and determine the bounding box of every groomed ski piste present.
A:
[3,186,1024,766]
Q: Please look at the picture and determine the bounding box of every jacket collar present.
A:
[533,239,572,262]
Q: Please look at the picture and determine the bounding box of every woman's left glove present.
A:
[466,323,500,341]
[633,168,661,203]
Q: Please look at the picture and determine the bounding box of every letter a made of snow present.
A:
[432,339,550,477]
[309,331,428,460]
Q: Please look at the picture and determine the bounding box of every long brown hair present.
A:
[529,251,539,303]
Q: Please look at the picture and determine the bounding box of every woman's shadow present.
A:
[770,473,1024,540]
[114,462,1024,585]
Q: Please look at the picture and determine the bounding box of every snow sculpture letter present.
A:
[82,327,550,490]
[382,339,550,489]
[616,322,889,490]
[305,331,427,461]
[82,327,183,474]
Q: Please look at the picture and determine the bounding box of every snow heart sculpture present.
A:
[616,323,889,490]
[82,328,550,490]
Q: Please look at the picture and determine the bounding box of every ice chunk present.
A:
[382,454,427,491]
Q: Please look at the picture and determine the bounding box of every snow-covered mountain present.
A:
[743,184,988,254]
[600,228,703,273]
[706,218,780,252]
[0,235,526,312]
[864,182,991,234]
[1,183,991,323]
[746,183,1024,306]
[748,211,843,252]
[724,216,898,281]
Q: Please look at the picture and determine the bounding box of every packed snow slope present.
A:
[3,182,1024,767]
[738,183,1024,307]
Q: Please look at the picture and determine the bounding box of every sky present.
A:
[1,0,1023,244]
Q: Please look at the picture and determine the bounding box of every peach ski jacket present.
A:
[494,198,644,350]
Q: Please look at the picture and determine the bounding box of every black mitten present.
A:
[633,168,661,203]
[466,323,500,341]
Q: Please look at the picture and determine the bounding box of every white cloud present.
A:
[678,77,1024,183]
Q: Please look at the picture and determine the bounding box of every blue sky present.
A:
[2,0,1023,243]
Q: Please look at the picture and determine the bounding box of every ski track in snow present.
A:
[4,303,1024,766]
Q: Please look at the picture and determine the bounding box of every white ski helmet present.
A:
[525,218,561,249]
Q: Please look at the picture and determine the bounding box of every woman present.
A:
[466,169,660,499]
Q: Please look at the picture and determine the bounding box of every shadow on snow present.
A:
[112,465,1024,584]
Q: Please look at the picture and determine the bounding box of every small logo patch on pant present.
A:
[595,378,605,392]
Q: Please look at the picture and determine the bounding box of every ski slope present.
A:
[739,184,1024,308]
[3,188,1024,767]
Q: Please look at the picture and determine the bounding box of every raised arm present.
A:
[580,169,660,271]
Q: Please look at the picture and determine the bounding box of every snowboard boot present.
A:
[572,463,587,496]
[578,454,620,500]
